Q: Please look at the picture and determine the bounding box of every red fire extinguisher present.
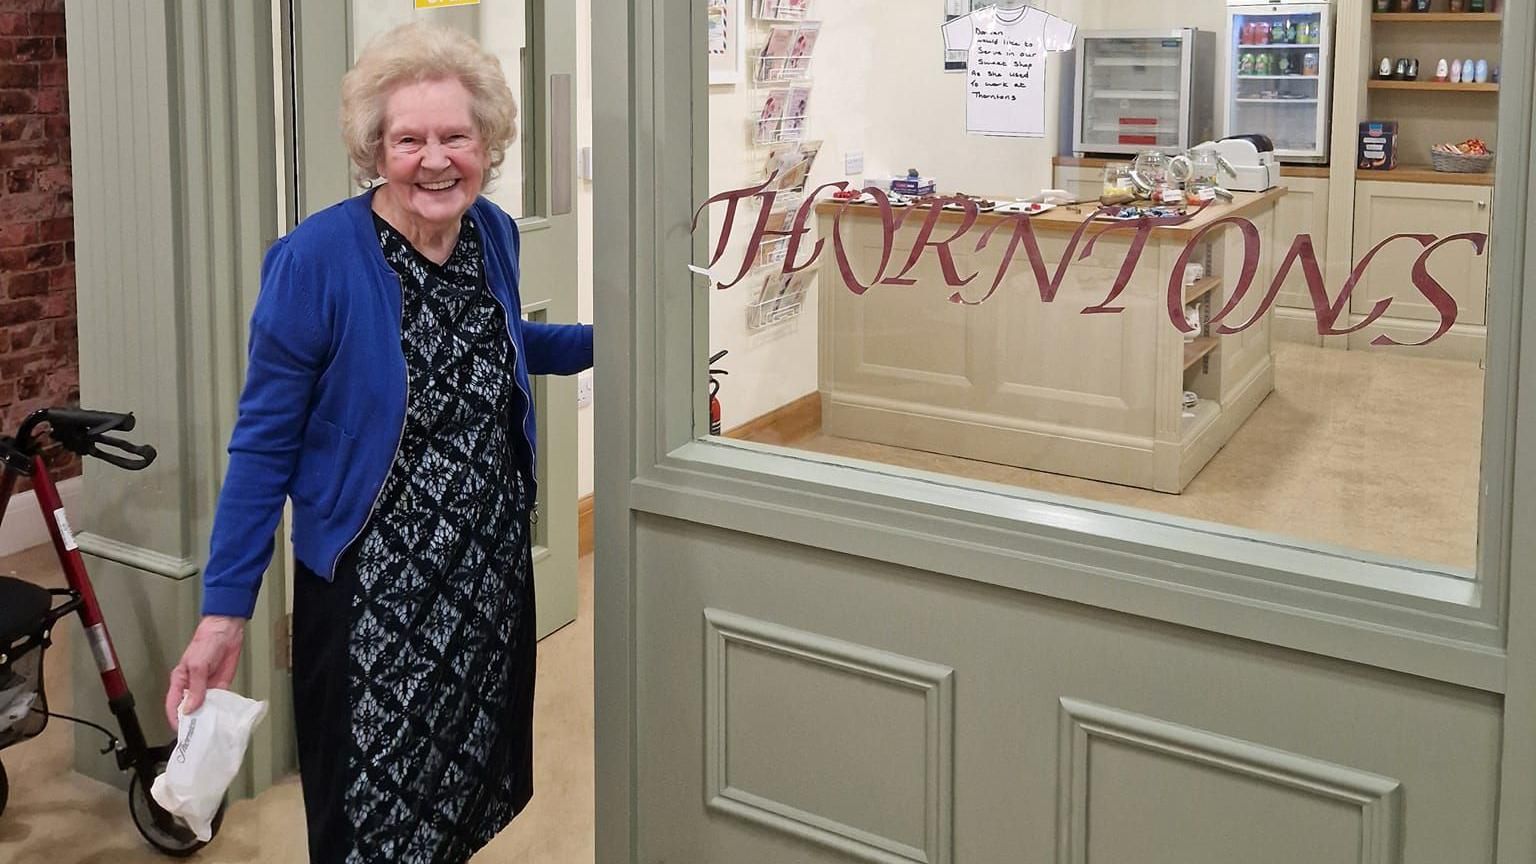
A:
[709,349,729,436]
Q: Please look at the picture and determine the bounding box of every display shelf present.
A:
[1179,398,1220,443]
[1092,90,1179,100]
[1371,12,1501,23]
[747,272,810,330]
[1237,43,1318,49]
[1366,5,1501,181]
[1235,97,1320,103]
[1091,126,1178,135]
[1356,165,1495,186]
[1237,75,1320,80]
[1183,275,1220,305]
[1368,80,1498,92]
[1092,57,1180,67]
[1183,337,1219,371]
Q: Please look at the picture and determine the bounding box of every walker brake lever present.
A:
[90,434,157,471]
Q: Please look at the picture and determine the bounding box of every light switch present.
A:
[844,150,864,175]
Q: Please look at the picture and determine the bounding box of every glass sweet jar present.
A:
[1130,150,1170,193]
[1170,148,1221,203]
[1102,163,1135,201]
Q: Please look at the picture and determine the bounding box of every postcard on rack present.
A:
[757,209,794,266]
[758,25,795,81]
[755,88,790,144]
[759,272,791,311]
[772,271,809,313]
[761,141,802,190]
[777,139,822,193]
[780,86,811,140]
[785,22,820,76]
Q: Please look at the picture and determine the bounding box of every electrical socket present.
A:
[576,370,594,409]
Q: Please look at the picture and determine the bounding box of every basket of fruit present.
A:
[1430,139,1494,173]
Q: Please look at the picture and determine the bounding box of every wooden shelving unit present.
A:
[1183,337,1219,372]
[1366,5,1501,180]
[1356,164,1495,185]
[1183,275,1220,306]
[1368,80,1498,92]
[1371,12,1501,22]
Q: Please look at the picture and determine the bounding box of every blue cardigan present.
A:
[201,192,593,619]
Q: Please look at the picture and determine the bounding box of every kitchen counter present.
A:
[814,188,1288,493]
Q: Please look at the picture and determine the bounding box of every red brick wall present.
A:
[0,0,77,481]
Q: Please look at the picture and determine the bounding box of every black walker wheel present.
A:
[126,757,226,857]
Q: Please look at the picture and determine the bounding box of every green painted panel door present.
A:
[290,0,581,639]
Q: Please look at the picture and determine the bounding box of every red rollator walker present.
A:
[0,407,227,856]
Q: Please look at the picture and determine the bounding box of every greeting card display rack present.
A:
[741,0,821,331]
[747,271,812,330]
[755,0,814,21]
[752,96,812,146]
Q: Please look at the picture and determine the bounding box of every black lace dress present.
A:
[290,212,536,864]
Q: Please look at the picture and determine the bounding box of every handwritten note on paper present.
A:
[972,26,1037,101]
[942,5,1076,137]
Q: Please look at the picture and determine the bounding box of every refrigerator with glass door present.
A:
[1224,0,1334,163]
[1071,29,1216,157]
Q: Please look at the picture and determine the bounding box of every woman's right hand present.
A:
[164,614,246,730]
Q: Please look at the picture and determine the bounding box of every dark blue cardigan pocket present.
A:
[289,416,355,520]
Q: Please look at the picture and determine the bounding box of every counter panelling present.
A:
[815,191,1285,492]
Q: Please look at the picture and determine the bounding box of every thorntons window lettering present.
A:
[693,179,1485,347]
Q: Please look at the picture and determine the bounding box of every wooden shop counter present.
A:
[814,188,1287,493]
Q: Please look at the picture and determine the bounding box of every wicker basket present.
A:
[1429,148,1494,174]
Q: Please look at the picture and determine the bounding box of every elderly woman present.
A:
[164,22,591,863]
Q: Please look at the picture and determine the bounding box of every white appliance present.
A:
[1223,0,1334,163]
[1195,135,1282,192]
[1071,29,1216,157]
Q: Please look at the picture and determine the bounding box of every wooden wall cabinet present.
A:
[1052,162,1105,203]
[1348,180,1491,359]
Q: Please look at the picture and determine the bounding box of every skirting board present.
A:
[726,392,822,447]
[0,476,83,559]
[579,493,594,557]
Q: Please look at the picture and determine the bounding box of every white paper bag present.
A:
[150,689,268,841]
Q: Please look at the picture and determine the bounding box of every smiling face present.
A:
[374,77,488,231]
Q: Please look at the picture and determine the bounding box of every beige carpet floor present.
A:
[0,545,595,863]
[784,343,1484,572]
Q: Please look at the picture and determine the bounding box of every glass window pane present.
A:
[699,1,1509,578]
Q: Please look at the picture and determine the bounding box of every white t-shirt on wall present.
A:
[942,5,1076,138]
